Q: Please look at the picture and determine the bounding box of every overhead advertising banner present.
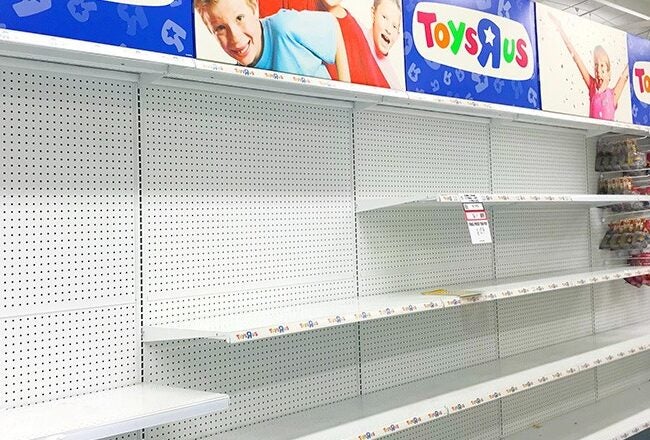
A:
[403,0,540,109]
[193,0,405,90]
[628,34,650,126]
[0,0,193,56]
[536,3,632,123]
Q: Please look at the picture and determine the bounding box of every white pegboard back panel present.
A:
[491,123,587,194]
[144,326,360,438]
[501,370,596,436]
[143,280,354,326]
[586,136,599,194]
[1,62,140,417]
[2,305,139,409]
[140,85,356,317]
[359,303,498,393]
[106,434,141,440]
[593,282,650,333]
[498,287,593,358]
[357,208,493,297]
[596,351,650,400]
[494,208,591,278]
[1,64,136,318]
[386,401,500,440]
[354,110,491,201]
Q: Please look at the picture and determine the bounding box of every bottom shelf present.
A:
[212,323,650,440]
[1,383,229,440]
[505,381,650,440]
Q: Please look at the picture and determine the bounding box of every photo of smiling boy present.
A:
[194,0,350,81]
[315,0,390,88]
[365,0,402,89]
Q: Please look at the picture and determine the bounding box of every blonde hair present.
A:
[374,0,401,12]
[593,45,610,71]
[194,0,257,12]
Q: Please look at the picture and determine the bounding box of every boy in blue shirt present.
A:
[194,0,350,82]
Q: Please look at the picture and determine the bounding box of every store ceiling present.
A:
[535,0,650,37]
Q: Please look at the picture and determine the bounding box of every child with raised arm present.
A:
[365,0,403,90]
[316,0,390,87]
[194,0,350,82]
[550,13,629,120]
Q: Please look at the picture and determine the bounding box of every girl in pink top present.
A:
[551,14,629,121]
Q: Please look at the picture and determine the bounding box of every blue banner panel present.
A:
[628,33,650,126]
[0,0,194,57]
[403,0,540,109]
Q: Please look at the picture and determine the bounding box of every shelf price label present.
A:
[462,202,492,244]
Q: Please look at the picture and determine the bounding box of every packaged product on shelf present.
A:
[596,137,645,172]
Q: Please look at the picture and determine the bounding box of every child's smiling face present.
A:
[594,50,611,91]
[372,0,401,57]
[201,0,262,66]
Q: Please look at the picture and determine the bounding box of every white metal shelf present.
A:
[1,28,649,137]
[143,266,650,343]
[0,384,229,440]
[504,381,650,440]
[356,194,650,213]
[210,322,650,440]
[142,266,650,343]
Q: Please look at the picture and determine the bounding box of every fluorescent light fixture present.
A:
[103,0,174,6]
[592,0,650,21]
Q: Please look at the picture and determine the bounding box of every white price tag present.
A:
[460,194,483,203]
[463,203,484,211]
[467,220,492,244]
[465,211,487,221]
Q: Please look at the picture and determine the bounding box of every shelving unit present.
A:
[0,27,649,136]
[2,27,650,440]
[0,384,229,440]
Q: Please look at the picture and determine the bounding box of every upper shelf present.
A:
[356,194,650,213]
[0,383,229,440]
[1,28,649,137]
[143,266,650,343]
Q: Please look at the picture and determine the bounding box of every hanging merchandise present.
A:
[595,137,646,172]
[597,135,650,287]
[597,135,650,213]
